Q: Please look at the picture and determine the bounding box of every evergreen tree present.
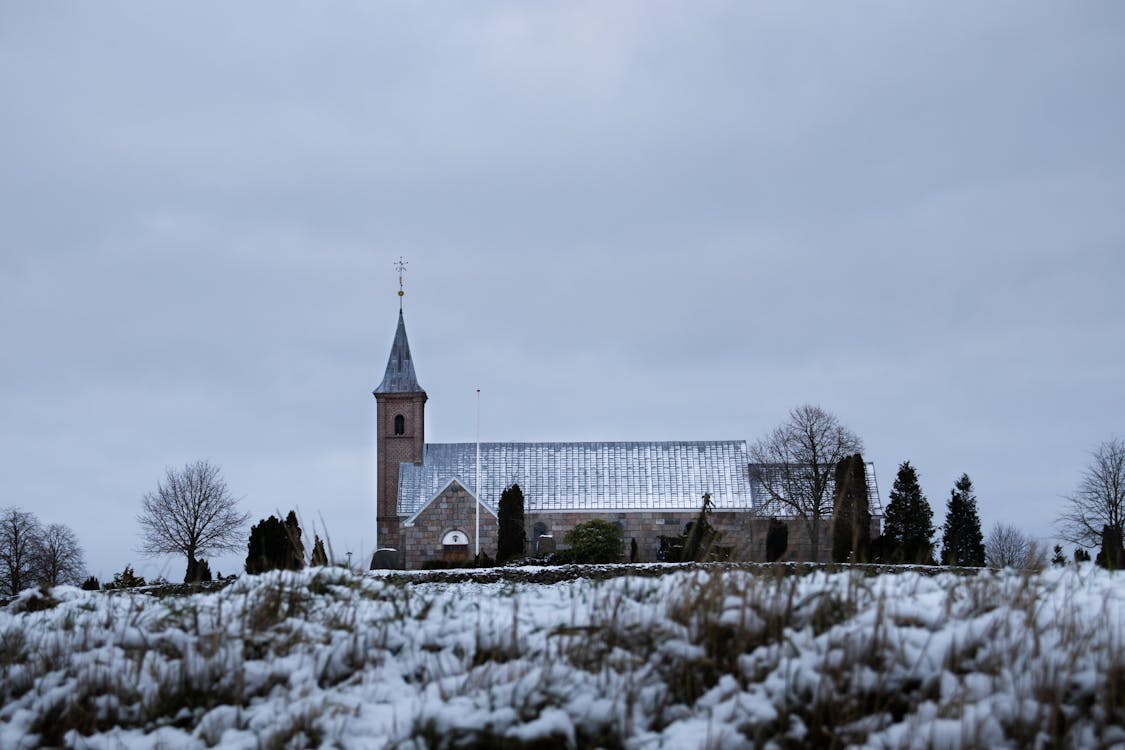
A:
[284,511,306,564]
[766,518,789,562]
[310,535,328,566]
[682,493,719,562]
[185,557,212,583]
[245,511,306,574]
[1095,524,1124,570]
[80,576,100,591]
[1051,545,1067,566]
[1074,547,1091,563]
[832,454,871,563]
[496,484,527,564]
[883,461,936,564]
[939,473,985,566]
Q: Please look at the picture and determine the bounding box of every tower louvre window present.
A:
[394,414,405,435]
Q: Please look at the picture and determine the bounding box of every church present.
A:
[373,303,879,570]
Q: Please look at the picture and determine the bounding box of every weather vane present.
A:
[395,257,408,309]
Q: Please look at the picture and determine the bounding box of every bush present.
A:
[107,565,146,590]
[80,576,100,591]
[563,520,623,564]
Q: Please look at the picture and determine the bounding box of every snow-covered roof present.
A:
[397,441,754,515]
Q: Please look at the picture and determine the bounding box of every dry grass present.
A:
[0,564,1120,748]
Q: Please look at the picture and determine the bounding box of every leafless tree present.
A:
[0,507,44,596]
[36,523,86,587]
[138,460,249,580]
[985,523,1040,569]
[1057,437,1125,549]
[749,404,863,561]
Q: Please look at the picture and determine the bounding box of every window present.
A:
[532,522,548,540]
[394,414,405,435]
[441,529,469,562]
[442,530,468,546]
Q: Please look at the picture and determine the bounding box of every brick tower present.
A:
[373,309,426,552]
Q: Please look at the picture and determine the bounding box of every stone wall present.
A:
[522,510,881,564]
[402,500,882,568]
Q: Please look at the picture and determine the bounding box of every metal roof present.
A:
[374,310,424,395]
[397,441,754,515]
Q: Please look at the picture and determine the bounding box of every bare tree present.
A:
[36,523,86,587]
[0,507,44,595]
[749,404,863,561]
[985,523,1037,569]
[1057,437,1125,549]
[138,460,249,581]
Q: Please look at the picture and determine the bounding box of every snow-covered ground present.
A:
[1,564,1122,748]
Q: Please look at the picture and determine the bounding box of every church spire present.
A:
[374,272,424,395]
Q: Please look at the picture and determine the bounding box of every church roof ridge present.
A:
[374,309,424,395]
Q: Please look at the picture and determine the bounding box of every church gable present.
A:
[402,478,498,527]
[400,479,497,566]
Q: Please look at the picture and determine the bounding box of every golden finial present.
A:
[395,257,408,309]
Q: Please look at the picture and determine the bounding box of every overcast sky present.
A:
[2,2,1122,580]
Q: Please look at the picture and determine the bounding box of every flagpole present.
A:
[475,388,481,559]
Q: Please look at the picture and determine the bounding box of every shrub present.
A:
[107,565,146,589]
[80,576,100,591]
[563,520,623,564]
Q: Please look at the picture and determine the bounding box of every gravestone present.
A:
[370,548,401,570]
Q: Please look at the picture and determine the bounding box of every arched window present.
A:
[441,529,469,563]
[442,529,469,547]
[394,414,405,435]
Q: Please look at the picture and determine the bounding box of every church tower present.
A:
[373,304,426,552]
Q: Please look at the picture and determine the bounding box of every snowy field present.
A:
[1,564,1122,749]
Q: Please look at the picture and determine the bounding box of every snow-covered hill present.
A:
[1,564,1121,748]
